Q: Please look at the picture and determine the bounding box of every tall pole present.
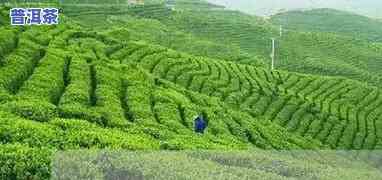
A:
[280,25,283,37]
[271,38,275,70]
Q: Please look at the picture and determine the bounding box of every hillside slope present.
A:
[60,3,382,87]
[271,8,382,42]
[62,3,266,66]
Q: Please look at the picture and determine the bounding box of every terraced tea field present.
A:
[1,2,382,179]
[120,41,382,150]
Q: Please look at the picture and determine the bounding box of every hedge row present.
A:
[94,62,129,127]
[17,48,67,104]
[156,76,323,150]
[0,34,44,95]
[118,42,361,149]
[0,28,18,65]
[58,42,103,124]
[0,29,71,122]
[0,110,159,150]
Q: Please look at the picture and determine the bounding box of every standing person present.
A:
[194,114,207,134]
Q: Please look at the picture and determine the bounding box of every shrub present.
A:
[0,144,52,180]
[1,100,57,122]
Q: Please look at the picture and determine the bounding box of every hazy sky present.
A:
[206,0,382,18]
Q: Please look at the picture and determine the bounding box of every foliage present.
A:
[0,144,52,180]
[0,2,381,179]
[271,8,382,42]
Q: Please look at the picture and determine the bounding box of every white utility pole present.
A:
[280,25,283,37]
[271,38,275,70]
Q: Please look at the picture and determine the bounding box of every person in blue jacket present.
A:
[194,114,207,134]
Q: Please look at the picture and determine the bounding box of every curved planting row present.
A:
[0,25,380,153]
[5,32,312,151]
[0,27,19,66]
[113,42,382,150]
[0,27,55,103]
[121,63,322,149]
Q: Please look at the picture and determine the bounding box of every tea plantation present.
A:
[0,1,382,179]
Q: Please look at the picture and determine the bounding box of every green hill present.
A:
[271,8,382,42]
[133,6,382,87]
[1,2,382,179]
[62,3,382,87]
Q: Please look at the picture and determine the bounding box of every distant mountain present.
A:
[206,0,382,19]
[271,8,382,42]
[129,5,382,86]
